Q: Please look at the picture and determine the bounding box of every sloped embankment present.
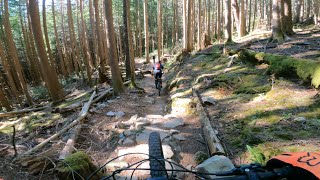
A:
[166,46,320,165]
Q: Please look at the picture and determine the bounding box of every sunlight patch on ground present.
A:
[171,98,193,116]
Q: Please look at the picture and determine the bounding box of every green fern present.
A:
[246,145,266,165]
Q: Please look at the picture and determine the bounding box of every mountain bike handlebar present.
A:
[212,166,293,180]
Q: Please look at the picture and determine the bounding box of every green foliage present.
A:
[246,145,266,165]
[57,151,102,180]
[239,51,320,88]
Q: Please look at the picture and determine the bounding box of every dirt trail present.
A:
[79,60,205,179]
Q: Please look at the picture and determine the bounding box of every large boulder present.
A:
[196,155,235,179]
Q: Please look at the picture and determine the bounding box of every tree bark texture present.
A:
[105,0,124,95]
[143,0,150,63]
[157,0,162,61]
[272,0,284,43]
[29,0,64,101]
[4,0,33,104]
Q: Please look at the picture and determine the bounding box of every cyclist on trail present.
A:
[153,56,164,87]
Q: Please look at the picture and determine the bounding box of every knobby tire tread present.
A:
[149,132,166,178]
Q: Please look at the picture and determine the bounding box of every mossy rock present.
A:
[56,151,102,180]
[194,151,209,164]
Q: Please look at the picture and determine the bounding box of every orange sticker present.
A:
[271,152,320,179]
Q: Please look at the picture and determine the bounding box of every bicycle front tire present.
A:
[149,132,166,178]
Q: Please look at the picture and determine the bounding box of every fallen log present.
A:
[0,106,49,118]
[192,88,225,156]
[91,80,130,104]
[21,91,96,156]
[58,123,82,160]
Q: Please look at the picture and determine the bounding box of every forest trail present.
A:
[78,59,205,179]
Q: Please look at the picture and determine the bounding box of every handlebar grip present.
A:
[213,166,293,180]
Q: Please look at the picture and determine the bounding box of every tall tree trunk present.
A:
[268,0,272,29]
[217,0,221,40]
[224,0,232,42]
[187,0,193,51]
[283,0,294,35]
[172,0,176,46]
[94,0,107,82]
[306,0,310,19]
[124,0,137,87]
[52,0,67,79]
[29,0,64,101]
[137,0,142,58]
[4,0,33,104]
[61,0,72,75]
[183,0,187,49]
[89,0,98,67]
[105,0,124,95]
[239,0,246,36]
[0,40,21,103]
[248,0,252,32]
[67,0,79,75]
[198,0,202,49]
[123,0,131,79]
[294,0,302,23]
[207,0,211,37]
[144,0,150,63]
[157,0,162,61]
[232,0,240,36]
[314,0,320,24]
[272,0,284,43]
[252,0,257,30]
[43,0,55,68]
[80,0,93,86]
[26,0,42,84]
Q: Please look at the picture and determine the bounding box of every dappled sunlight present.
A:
[171,98,193,117]
[0,111,62,134]
[170,88,192,99]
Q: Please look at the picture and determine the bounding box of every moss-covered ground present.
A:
[165,45,320,165]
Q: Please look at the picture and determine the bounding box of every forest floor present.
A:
[166,25,320,166]
[0,59,205,179]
